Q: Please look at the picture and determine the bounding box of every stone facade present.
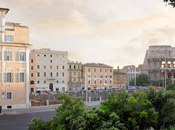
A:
[29,48,68,92]
[0,8,31,109]
[142,45,175,85]
[82,63,113,90]
[113,67,126,89]
[67,60,83,91]
[123,65,142,85]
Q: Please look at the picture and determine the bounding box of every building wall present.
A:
[82,66,113,90]
[29,52,35,92]
[68,61,82,91]
[29,49,68,92]
[113,73,126,89]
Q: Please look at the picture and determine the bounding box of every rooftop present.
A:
[82,63,113,68]
[0,7,9,14]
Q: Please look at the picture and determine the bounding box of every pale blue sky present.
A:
[1,0,175,68]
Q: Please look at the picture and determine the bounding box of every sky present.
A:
[1,0,175,68]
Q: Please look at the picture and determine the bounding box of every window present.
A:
[100,75,102,78]
[4,51,12,61]
[94,75,96,78]
[50,60,52,63]
[78,77,80,81]
[50,72,53,77]
[69,65,71,69]
[70,72,72,76]
[110,80,112,84]
[50,65,52,69]
[44,65,46,69]
[105,80,107,84]
[56,80,59,83]
[44,55,46,57]
[50,55,52,57]
[110,75,112,78]
[44,81,46,84]
[7,92,12,100]
[69,78,71,81]
[94,80,96,84]
[105,69,107,72]
[100,69,102,72]
[74,65,76,69]
[78,65,80,70]
[94,68,96,72]
[37,59,40,62]
[37,65,40,69]
[31,59,33,63]
[6,51,10,61]
[37,54,40,56]
[62,87,65,92]
[31,66,33,70]
[62,72,64,77]
[6,35,14,42]
[105,75,107,78]
[31,73,33,77]
[88,80,90,84]
[88,75,90,78]
[44,72,46,77]
[37,81,40,84]
[57,66,59,69]
[56,55,59,57]
[110,69,112,72]
[62,60,65,63]
[20,52,26,61]
[88,68,90,72]
[62,66,64,69]
[100,80,102,84]
[7,73,13,83]
[62,55,64,58]
[37,72,40,77]
[30,81,34,84]
[56,72,59,77]
[56,60,59,63]
[62,80,64,83]
[74,78,76,81]
[44,59,46,63]
[20,73,24,82]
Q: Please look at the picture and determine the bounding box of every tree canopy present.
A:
[164,0,175,7]
[129,74,149,86]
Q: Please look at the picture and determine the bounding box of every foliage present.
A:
[142,83,148,86]
[164,0,175,7]
[100,91,157,130]
[136,74,149,86]
[0,106,2,109]
[129,78,135,86]
[167,83,175,91]
[146,88,175,130]
[28,93,126,130]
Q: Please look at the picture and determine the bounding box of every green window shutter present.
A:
[0,72,2,83]
[15,73,18,83]
[12,35,14,42]
[4,51,6,61]
[0,50,2,61]
[11,73,13,83]
[24,73,26,83]
[18,72,20,83]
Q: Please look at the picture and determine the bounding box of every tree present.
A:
[136,74,149,86]
[100,91,157,130]
[129,78,135,86]
[166,83,175,91]
[164,0,175,7]
[146,88,175,130]
[28,93,127,130]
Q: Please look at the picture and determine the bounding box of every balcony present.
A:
[47,76,55,80]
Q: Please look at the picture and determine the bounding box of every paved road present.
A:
[0,111,56,130]
[0,101,101,130]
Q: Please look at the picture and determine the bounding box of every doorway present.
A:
[49,83,53,91]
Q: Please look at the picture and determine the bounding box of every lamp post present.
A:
[165,51,167,91]
[135,66,136,88]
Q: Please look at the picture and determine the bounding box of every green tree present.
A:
[164,0,175,7]
[136,74,149,86]
[167,83,175,91]
[129,78,135,86]
[100,91,157,130]
[146,88,175,130]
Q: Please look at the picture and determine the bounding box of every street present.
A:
[0,111,56,130]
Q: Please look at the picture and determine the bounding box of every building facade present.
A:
[113,67,126,89]
[0,8,31,109]
[82,63,113,90]
[142,45,175,85]
[29,48,68,92]
[67,61,83,91]
[123,65,142,85]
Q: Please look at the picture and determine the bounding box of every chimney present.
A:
[118,66,119,72]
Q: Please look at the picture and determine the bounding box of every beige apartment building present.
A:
[29,48,68,92]
[82,63,113,90]
[0,8,31,109]
[68,61,83,91]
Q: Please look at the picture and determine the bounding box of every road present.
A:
[0,101,101,130]
[0,111,56,130]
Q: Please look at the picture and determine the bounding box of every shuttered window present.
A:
[20,52,26,61]
[4,51,13,61]
[7,73,13,83]
[20,73,24,82]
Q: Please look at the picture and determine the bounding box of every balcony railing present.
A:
[47,76,55,80]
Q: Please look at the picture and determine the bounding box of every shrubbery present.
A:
[28,89,175,130]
